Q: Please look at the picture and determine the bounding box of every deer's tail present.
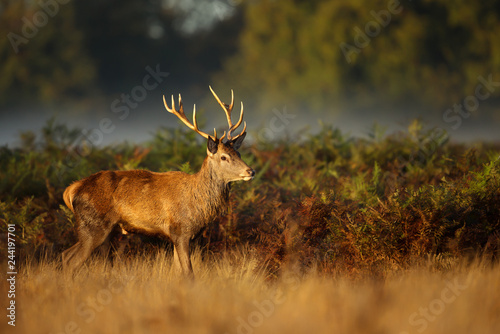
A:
[63,181,82,213]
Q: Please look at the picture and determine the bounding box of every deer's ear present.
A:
[207,136,218,155]
[230,132,246,150]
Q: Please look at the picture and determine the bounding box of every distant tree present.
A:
[0,0,96,106]
[72,0,174,94]
[72,0,243,98]
[215,0,500,114]
[0,0,244,109]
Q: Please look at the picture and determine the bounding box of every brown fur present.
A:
[63,181,81,213]
[62,139,254,278]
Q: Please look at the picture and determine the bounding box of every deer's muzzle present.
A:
[240,168,255,181]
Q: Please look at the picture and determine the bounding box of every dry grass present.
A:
[1,250,500,334]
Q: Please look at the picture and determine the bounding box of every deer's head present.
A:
[164,86,255,183]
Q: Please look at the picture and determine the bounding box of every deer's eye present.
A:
[221,156,227,161]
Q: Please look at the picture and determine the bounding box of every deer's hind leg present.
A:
[62,212,117,274]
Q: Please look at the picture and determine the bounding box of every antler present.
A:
[163,94,222,141]
[209,86,246,141]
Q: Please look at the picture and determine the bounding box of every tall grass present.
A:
[1,251,499,334]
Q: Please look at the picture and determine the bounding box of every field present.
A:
[1,119,500,333]
[0,251,499,334]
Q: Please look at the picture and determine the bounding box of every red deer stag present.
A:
[62,86,255,277]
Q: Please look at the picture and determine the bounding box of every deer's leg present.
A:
[62,241,83,270]
[172,236,194,279]
[110,228,130,263]
[96,225,129,261]
[62,217,115,274]
[96,234,113,259]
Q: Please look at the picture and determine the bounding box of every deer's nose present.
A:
[247,169,255,177]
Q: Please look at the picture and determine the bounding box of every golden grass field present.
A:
[2,249,500,334]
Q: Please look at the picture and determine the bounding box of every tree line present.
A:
[1,0,499,116]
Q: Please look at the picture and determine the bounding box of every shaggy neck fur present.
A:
[190,157,230,225]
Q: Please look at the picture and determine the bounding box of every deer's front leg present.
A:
[173,236,194,279]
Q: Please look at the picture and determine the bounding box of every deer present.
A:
[61,86,255,278]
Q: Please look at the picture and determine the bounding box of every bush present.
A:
[1,119,499,277]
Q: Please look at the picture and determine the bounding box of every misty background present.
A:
[1,0,499,148]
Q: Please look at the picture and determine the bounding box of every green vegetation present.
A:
[1,119,499,277]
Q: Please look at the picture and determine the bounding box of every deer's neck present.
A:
[191,158,230,223]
